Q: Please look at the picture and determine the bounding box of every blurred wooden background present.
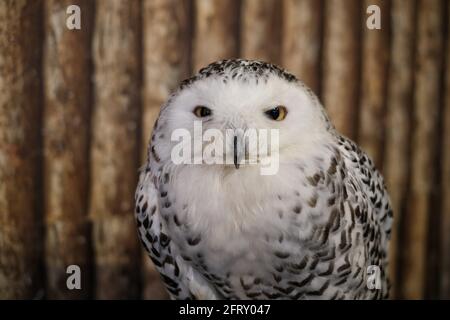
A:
[0,0,449,299]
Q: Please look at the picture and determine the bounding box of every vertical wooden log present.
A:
[358,0,390,168]
[384,0,416,299]
[441,0,450,299]
[193,0,239,71]
[322,0,361,140]
[241,0,281,64]
[90,0,141,299]
[281,0,322,93]
[141,0,191,299]
[0,0,43,299]
[43,0,93,299]
[403,0,444,299]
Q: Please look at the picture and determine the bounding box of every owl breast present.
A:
[156,161,371,299]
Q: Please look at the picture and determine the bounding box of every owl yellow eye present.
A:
[193,106,212,118]
[265,106,287,121]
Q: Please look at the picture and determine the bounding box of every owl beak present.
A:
[234,135,240,169]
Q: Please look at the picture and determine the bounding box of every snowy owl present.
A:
[135,59,393,300]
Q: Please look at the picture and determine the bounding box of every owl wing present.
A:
[339,136,393,297]
[135,167,219,299]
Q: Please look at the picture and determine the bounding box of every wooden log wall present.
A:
[359,0,390,169]
[322,0,361,140]
[43,0,93,299]
[442,1,450,299]
[0,0,43,299]
[384,0,416,299]
[0,0,449,299]
[403,0,444,299]
[281,0,322,93]
[89,0,142,299]
[242,0,281,64]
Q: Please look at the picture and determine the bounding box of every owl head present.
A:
[149,59,334,175]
